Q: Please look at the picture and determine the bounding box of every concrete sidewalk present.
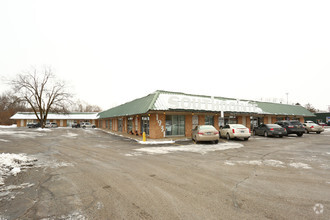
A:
[100,129,191,144]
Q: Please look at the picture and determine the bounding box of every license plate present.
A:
[240,131,245,133]
[279,132,282,134]
[206,132,212,135]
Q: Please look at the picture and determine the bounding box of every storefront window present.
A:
[205,115,214,126]
[141,116,149,135]
[109,119,112,130]
[118,118,123,132]
[224,116,237,125]
[166,115,185,136]
[127,117,133,133]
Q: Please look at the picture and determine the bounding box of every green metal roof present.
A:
[98,90,315,118]
[255,102,315,116]
[97,92,159,118]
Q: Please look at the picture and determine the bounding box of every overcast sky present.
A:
[0,0,329,111]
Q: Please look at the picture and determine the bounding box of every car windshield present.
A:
[231,124,246,129]
[266,124,282,128]
[199,125,216,130]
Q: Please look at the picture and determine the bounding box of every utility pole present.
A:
[285,92,289,104]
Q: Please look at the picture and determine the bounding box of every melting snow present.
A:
[62,132,78,138]
[0,153,36,185]
[226,159,285,167]
[289,162,312,169]
[138,140,175,145]
[0,139,9,142]
[224,160,311,169]
[0,125,17,128]
[128,142,243,156]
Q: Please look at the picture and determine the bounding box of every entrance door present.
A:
[140,116,150,135]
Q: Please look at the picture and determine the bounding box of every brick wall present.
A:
[198,115,205,125]
[214,115,219,130]
[185,115,192,138]
[149,113,166,139]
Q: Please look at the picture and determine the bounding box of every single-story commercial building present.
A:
[305,112,330,125]
[11,112,99,127]
[98,90,315,139]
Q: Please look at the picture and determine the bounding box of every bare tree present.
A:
[0,91,29,125]
[10,67,72,128]
[304,103,317,113]
[70,99,102,112]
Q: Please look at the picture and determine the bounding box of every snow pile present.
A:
[126,142,243,156]
[138,140,175,145]
[0,125,17,128]
[0,153,37,185]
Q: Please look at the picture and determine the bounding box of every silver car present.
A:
[192,125,219,144]
[45,122,58,128]
[303,122,324,134]
[220,124,251,141]
[81,122,96,129]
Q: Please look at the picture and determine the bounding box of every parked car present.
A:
[72,122,80,128]
[275,120,304,137]
[303,122,324,134]
[27,122,41,128]
[317,122,327,127]
[192,125,219,144]
[81,122,96,129]
[253,124,287,137]
[219,124,251,141]
[45,122,58,128]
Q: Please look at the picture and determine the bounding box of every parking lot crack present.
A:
[231,165,257,209]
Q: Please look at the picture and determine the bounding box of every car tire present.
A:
[82,126,86,129]
[244,138,249,141]
[226,133,231,140]
[253,130,256,136]
[316,131,321,134]
[279,135,283,138]
[264,131,268,137]
[214,140,219,144]
[297,133,303,137]
[305,129,309,134]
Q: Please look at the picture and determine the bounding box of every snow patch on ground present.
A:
[126,142,243,156]
[138,140,175,145]
[0,153,37,185]
[226,159,285,167]
[0,182,34,201]
[225,160,312,169]
[0,125,17,128]
[0,139,10,142]
[0,130,46,138]
[289,162,312,169]
[36,128,52,132]
[62,132,78,138]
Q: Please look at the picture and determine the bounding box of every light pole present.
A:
[285,93,289,104]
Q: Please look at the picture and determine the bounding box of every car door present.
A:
[260,124,266,134]
[222,125,230,136]
[255,125,261,135]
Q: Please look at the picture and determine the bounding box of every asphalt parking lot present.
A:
[0,127,329,220]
